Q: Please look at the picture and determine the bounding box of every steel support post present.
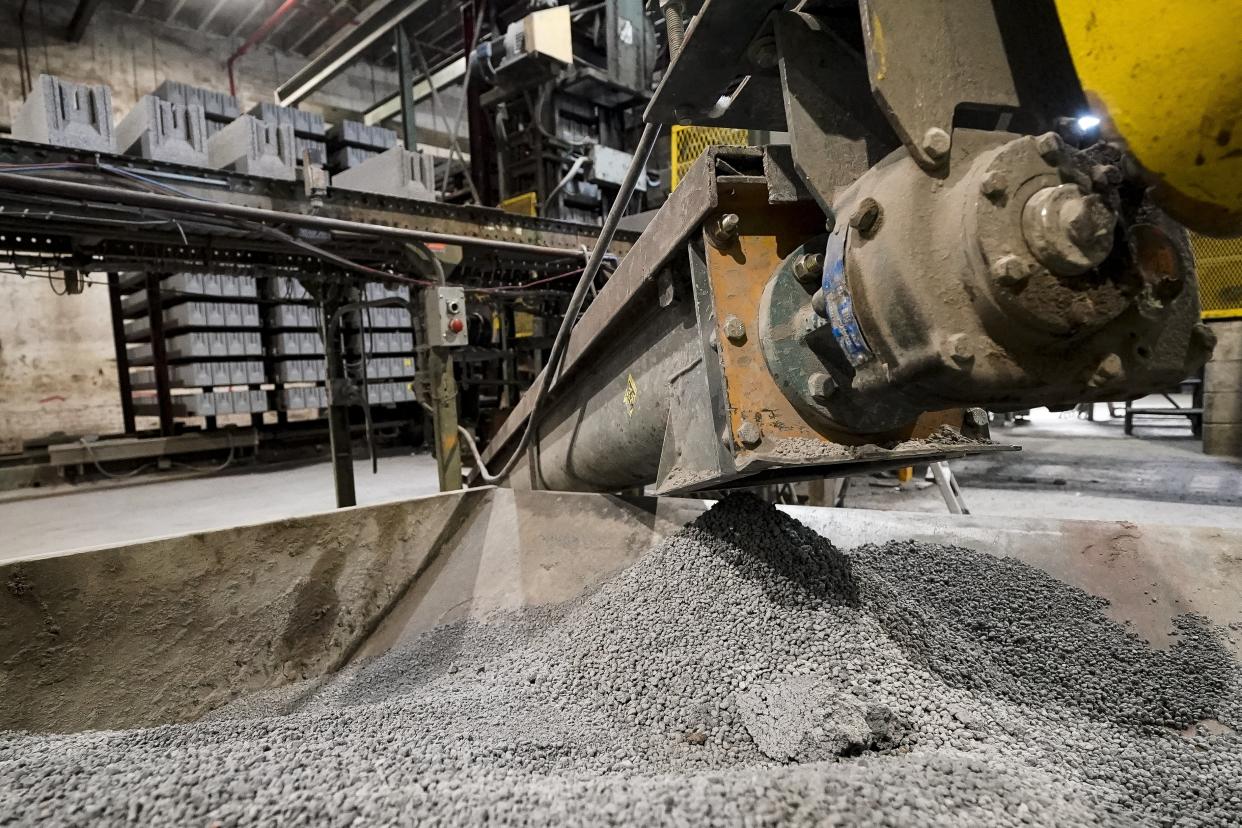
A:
[145,273,175,437]
[395,22,418,150]
[428,347,461,491]
[107,272,137,435]
[322,298,357,508]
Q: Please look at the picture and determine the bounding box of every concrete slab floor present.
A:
[0,454,441,563]
[844,404,1242,528]
[1,401,1237,561]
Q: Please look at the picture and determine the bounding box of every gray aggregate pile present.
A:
[2,495,1240,826]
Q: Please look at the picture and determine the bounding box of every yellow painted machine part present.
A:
[499,192,538,217]
[670,125,749,190]
[1056,0,1242,236]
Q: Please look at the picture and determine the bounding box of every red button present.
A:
[448,318,464,334]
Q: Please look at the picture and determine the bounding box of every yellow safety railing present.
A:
[670,125,749,190]
[1191,233,1242,320]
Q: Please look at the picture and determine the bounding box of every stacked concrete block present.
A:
[12,74,115,152]
[267,304,320,329]
[279,386,328,411]
[365,381,416,405]
[125,302,261,338]
[131,361,264,389]
[249,102,327,165]
[366,356,417,380]
[116,96,208,166]
[153,80,240,137]
[129,331,264,363]
[332,146,437,201]
[121,274,258,313]
[327,120,397,173]
[360,331,415,353]
[1204,320,1242,457]
[207,115,297,181]
[270,332,325,357]
[274,359,327,384]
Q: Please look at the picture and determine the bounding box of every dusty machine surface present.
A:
[0,490,1239,823]
[479,0,1222,495]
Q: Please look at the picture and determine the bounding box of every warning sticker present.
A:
[623,374,639,416]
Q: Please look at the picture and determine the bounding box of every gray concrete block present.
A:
[1205,359,1242,393]
[12,74,115,152]
[327,120,397,152]
[152,80,239,121]
[332,146,437,201]
[1208,320,1242,362]
[248,102,326,137]
[116,96,208,167]
[1203,423,1242,457]
[328,145,378,171]
[1204,392,1242,424]
[207,115,296,181]
[294,136,328,165]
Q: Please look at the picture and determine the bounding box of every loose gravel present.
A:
[2,494,1239,826]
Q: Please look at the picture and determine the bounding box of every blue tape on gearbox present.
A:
[821,225,873,367]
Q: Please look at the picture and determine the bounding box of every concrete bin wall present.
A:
[1205,320,1242,456]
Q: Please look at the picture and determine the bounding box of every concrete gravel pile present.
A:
[2,494,1239,826]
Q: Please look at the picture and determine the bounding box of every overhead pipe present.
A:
[227,0,304,97]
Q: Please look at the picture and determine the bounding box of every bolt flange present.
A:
[921,127,951,164]
[849,198,882,237]
[793,253,825,285]
[808,372,837,404]
[737,420,762,449]
[723,315,747,344]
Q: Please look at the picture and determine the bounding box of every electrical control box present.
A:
[423,286,467,348]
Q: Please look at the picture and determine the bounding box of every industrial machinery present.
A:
[478,0,1228,494]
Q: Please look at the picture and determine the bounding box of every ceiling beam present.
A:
[165,0,191,24]
[66,0,105,42]
[198,0,233,31]
[363,55,466,126]
[230,1,270,38]
[274,0,435,107]
[289,0,355,54]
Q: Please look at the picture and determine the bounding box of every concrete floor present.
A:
[0,454,441,562]
[846,405,1242,527]
[1,402,1238,561]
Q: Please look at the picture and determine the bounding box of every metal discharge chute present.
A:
[480,0,1229,494]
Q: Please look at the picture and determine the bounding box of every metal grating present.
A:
[1191,233,1242,320]
[670,125,749,190]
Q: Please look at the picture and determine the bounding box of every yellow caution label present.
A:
[623,374,639,417]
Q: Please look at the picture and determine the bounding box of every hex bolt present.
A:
[737,420,762,449]
[708,213,741,248]
[991,255,1031,289]
[946,333,975,368]
[980,171,1008,200]
[1035,131,1064,164]
[793,253,825,285]
[921,127,952,163]
[824,213,837,234]
[808,372,837,404]
[1090,164,1122,190]
[722,314,747,344]
[849,198,882,237]
[965,408,989,429]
